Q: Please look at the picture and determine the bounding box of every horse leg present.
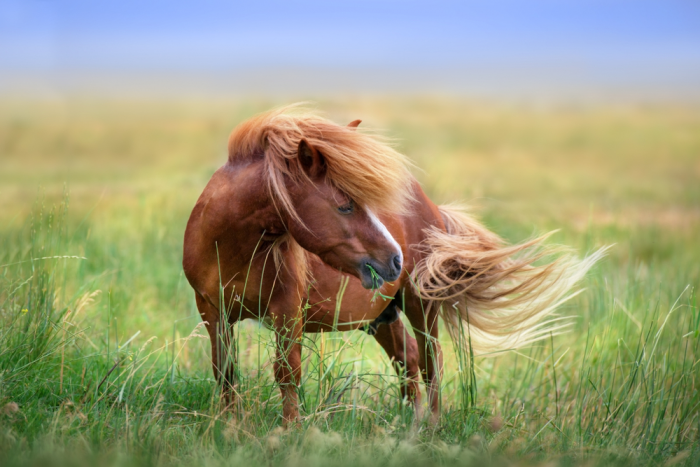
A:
[196,292,238,410]
[272,309,304,424]
[371,318,422,417]
[403,292,443,423]
[364,293,402,335]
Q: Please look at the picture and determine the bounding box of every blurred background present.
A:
[2,0,700,100]
[0,0,698,358]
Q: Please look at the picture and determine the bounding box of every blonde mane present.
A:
[227,104,415,284]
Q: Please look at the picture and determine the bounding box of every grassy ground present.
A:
[0,98,698,466]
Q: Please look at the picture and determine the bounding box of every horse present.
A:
[183,105,605,423]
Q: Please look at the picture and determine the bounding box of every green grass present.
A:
[0,98,698,466]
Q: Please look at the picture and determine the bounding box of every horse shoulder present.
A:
[183,162,269,295]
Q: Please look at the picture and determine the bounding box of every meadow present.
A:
[0,97,698,466]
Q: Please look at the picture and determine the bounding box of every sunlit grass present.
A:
[0,98,698,466]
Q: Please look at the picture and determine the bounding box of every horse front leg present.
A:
[273,308,304,424]
[196,292,239,410]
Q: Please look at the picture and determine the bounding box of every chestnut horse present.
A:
[183,105,604,423]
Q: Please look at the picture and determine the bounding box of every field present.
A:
[0,98,699,466]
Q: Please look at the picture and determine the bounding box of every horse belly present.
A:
[303,265,400,332]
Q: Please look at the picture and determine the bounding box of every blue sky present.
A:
[1,0,699,95]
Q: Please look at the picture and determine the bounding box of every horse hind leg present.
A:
[364,293,403,336]
[402,291,443,424]
[371,317,422,417]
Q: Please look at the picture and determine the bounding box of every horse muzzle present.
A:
[359,254,402,289]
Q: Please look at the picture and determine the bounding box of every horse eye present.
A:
[337,201,354,214]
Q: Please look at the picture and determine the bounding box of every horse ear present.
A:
[298,139,325,178]
[347,119,361,129]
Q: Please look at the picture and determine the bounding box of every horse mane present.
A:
[227,103,415,285]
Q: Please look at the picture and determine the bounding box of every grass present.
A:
[0,98,698,466]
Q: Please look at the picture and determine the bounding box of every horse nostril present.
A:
[392,254,402,272]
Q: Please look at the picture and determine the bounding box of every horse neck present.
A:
[234,161,287,237]
[228,161,310,287]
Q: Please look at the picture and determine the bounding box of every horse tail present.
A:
[411,204,608,354]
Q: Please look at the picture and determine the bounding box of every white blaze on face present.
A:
[366,209,403,267]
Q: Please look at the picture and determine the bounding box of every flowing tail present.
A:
[410,204,608,354]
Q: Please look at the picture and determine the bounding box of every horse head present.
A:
[285,138,403,289]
